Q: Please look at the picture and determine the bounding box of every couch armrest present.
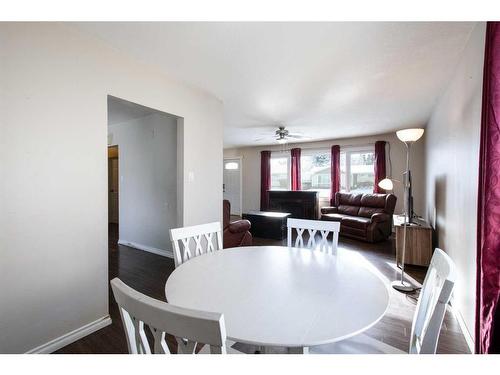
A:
[228,220,251,234]
[371,213,390,223]
[321,206,338,214]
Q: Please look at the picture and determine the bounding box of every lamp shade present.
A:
[378,178,394,191]
[396,128,424,143]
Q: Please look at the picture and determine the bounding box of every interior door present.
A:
[108,150,119,224]
[223,158,242,216]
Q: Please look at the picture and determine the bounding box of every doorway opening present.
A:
[108,145,119,251]
[107,95,182,257]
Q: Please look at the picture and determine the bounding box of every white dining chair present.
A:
[169,222,223,267]
[310,248,456,354]
[287,218,340,255]
[111,278,241,354]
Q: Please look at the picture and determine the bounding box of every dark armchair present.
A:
[223,200,252,248]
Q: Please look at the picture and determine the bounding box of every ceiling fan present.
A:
[254,126,309,144]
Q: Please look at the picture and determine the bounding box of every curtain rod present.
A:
[268,142,377,152]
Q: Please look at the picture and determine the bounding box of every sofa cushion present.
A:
[358,194,388,218]
[321,213,345,222]
[336,192,363,206]
[336,193,362,216]
[338,205,360,216]
[360,193,387,207]
[341,216,371,230]
[321,206,338,214]
[358,206,386,218]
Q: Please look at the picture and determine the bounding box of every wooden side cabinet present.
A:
[394,215,433,267]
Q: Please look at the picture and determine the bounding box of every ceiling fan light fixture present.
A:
[277,137,287,144]
[254,125,305,144]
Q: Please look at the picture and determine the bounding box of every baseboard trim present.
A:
[26,315,112,354]
[118,239,174,259]
[449,301,474,353]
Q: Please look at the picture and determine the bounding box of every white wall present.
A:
[108,112,177,255]
[224,132,426,216]
[0,23,223,353]
[425,22,485,346]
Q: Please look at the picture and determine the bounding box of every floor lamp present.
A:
[378,128,424,293]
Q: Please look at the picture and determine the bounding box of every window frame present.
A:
[268,145,375,194]
[270,152,291,191]
[300,148,331,198]
[340,145,376,194]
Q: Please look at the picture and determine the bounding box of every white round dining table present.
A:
[165,246,389,353]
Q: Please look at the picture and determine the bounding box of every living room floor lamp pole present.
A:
[380,128,424,293]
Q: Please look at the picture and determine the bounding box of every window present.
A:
[224,161,239,170]
[340,148,375,194]
[270,146,375,195]
[270,155,290,190]
[300,150,331,198]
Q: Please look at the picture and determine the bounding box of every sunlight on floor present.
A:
[385,261,423,288]
[336,245,391,284]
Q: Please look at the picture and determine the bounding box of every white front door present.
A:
[223,158,242,216]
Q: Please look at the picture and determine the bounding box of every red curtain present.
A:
[260,150,271,211]
[291,148,301,191]
[374,141,387,193]
[330,145,340,205]
[476,22,500,354]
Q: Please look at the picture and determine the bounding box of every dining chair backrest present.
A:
[169,222,223,267]
[287,218,340,255]
[409,248,456,354]
[111,278,227,354]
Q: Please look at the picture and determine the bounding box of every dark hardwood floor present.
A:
[56,223,470,354]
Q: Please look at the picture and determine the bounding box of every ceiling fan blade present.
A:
[254,137,271,142]
[287,134,309,139]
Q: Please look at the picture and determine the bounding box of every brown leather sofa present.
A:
[321,192,397,243]
[223,200,252,248]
